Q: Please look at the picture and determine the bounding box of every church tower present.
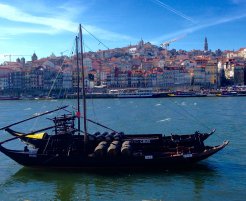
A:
[32,52,38,61]
[204,37,208,51]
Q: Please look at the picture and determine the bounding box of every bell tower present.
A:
[204,37,208,52]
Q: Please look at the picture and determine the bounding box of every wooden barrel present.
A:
[114,132,124,141]
[102,132,108,136]
[113,134,121,141]
[96,134,105,142]
[122,140,130,146]
[107,141,121,156]
[94,132,101,136]
[88,134,96,141]
[121,140,131,156]
[94,141,108,156]
[105,133,113,142]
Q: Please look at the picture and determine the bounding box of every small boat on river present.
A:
[109,88,153,98]
[0,96,20,100]
[168,91,207,97]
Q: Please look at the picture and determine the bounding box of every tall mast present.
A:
[75,36,81,133]
[79,24,88,145]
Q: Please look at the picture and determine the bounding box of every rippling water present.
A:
[0,97,245,201]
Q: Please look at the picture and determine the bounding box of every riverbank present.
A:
[1,88,246,100]
[13,92,246,100]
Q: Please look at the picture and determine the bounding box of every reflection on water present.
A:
[1,163,218,201]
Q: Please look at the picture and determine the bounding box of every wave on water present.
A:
[155,103,161,106]
[107,106,111,109]
[157,118,171,123]
[24,107,32,110]
[194,102,197,106]
[180,102,186,106]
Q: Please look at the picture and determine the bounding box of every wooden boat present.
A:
[0,138,228,168]
[0,24,228,169]
[4,127,215,150]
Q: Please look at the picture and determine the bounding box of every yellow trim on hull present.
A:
[17,132,45,139]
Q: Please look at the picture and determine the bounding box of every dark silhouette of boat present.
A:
[0,139,228,168]
[0,24,228,169]
[4,127,215,150]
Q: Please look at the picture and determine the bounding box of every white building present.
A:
[238,48,246,58]
[83,58,92,71]
[62,70,73,89]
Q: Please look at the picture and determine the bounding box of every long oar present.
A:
[0,105,68,131]
[0,125,56,145]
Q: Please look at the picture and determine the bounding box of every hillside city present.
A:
[0,37,246,98]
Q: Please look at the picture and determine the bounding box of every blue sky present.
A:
[0,0,246,63]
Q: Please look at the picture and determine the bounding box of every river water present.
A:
[0,97,245,201]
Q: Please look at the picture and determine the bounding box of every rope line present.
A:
[167,98,212,131]
[31,38,76,131]
[81,25,110,50]
[165,98,224,141]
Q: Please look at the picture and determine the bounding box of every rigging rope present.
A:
[30,25,109,133]
[81,25,110,50]
[167,98,213,131]
[165,98,225,141]
[31,38,76,131]
[83,43,94,52]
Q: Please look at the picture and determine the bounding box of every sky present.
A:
[0,0,246,64]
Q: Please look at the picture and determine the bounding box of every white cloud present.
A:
[0,3,134,42]
[151,13,246,44]
[83,25,133,42]
[0,3,77,33]
[151,0,196,24]
[0,26,59,36]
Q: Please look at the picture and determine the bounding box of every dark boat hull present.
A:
[5,128,214,149]
[0,141,228,168]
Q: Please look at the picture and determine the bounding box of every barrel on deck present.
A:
[94,141,108,156]
[121,140,132,156]
[96,134,105,142]
[107,141,121,156]
[105,133,114,142]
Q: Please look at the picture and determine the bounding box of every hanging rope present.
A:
[166,98,213,132]
[81,25,110,50]
[165,98,226,141]
[31,38,76,131]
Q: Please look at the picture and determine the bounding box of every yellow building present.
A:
[205,60,218,88]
